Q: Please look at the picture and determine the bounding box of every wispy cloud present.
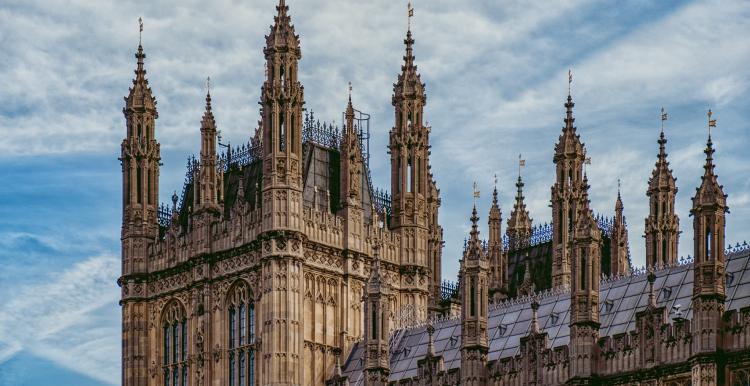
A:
[0,0,749,382]
[0,255,120,384]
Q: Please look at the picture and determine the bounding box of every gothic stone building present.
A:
[118,1,750,386]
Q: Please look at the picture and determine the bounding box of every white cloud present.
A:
[0,255,120,384]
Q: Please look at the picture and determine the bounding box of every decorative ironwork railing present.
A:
[219,142,261,171]
[372,187,392,216]
[440,279,459,300]
[303,110,341,148]
[157,203,171,228]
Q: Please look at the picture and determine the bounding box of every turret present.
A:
[551,75,587,288]
[120,26,160,275]
[488,182,506,302]
[388,21,432,320]
[194,84,222,213]
[339,87,366,252]
[645,109,679,268]
[257,2,305,385]
[460,204,489,385]
[507,164,533,251]
[568,173,601,382]
[690,111,728,366]
[119,20,160,386]
[363,242,391,386]
[610,183,631,276]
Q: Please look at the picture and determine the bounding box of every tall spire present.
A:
[611,178,631,275]
[692,110,726,210]
[646,107,679,267]
[201,78,215,129]
[124,19,156,115]
[507,166,533,251]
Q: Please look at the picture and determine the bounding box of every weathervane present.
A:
[660,107,668,133]
[617,178,621,195]
[138,17,143,44]
[348,81,352,100]
[473,181,480,206]
[408,1,414,30]
[584,157,592,175]
[518,153,525,178]
[707,109,717,138]
[206,76,211,95]
[568,68,573,96]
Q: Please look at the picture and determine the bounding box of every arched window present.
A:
[371,305,377,340]
[290,114,295,154]
[407,157,413,193]
[148,169,153,205]
[416,158,422,194]
[162,301,188,386]
[580,249,587,290]
[137,165,143,204]
[557,208,563,243]
[279,64,285,85]
[227,281,255,386]
[469,277,476,317]
[279,112,286,152]
[662,239,667,265]
[706,227,712,260]
[568,208,574,241]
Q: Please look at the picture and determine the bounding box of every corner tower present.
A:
[690,112,728,385]
[645,115,679,268]
[119,26,160,386]
[388,26,433,319]
[551,84,586,288]
[258,2,305,384]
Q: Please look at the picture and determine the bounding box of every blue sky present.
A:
[0,0,749,384]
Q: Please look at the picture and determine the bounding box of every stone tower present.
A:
[645,127,679,268]
[551,91,586,288]
[119,38,160,386]
[460,205,489,385]
[363,244,391,386]
[690,118,728,386]
[259,1,305,384]
[507,171,533,251]
[568,174,601,384]
[488,184,507,303]
[389,27,432,320]
[610,187,631,276]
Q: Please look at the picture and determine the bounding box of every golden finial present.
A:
[660,107,668,133]
[708,109,717,137]
[138,17,143,44]
[408,1,414,30]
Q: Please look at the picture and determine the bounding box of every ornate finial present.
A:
[530,295,540,333]
[426,323,435,355]
[348,81,352,102]
[171,190,179,211]
[583,157,592,176]
[138,17,143,45]
[617,178,621,197]
[473,181,480,206]
[206,76,211,95]
[568,68,573,96]
[518,153,525,179]
[660,106,668,134]
[647,269,656,307]
[408,1,414,31]
[707,109,716,139]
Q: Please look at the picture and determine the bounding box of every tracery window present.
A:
[227,281,255,386]
[731,368,750,386]
[162,301,188,386]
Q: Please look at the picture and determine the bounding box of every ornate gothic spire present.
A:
[692,129,727,210]
[265,0,300,53]
[124,40,157,115]
[201,86,215,130]
[507,171,533,250]
[648,128,677,193]
[393,28,425,104]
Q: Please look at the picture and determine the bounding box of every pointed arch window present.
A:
[706,227,712,261]
[227,282,255,386]
[137,165,143,204]
[580,248,587,290]
[162,301,188,386]
[290,114,296,154]
[568,208,574,241]
[279,111,286,152]
[407,157,413,193]
[469,277,476,317]
[662,239,668,266]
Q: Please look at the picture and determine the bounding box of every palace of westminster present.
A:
[118,1,750,385]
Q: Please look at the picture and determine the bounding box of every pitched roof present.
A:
[340,247,750,384]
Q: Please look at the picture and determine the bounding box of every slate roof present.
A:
[340,247,750,384]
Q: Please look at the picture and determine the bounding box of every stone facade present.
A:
[119,2,750,386]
